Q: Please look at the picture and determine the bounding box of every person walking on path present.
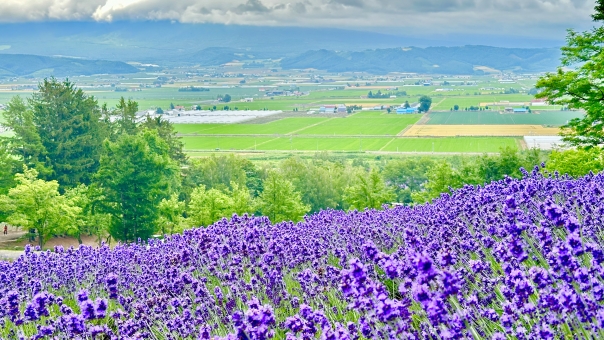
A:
[3,225,7,235]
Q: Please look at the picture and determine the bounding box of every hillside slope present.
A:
[281,46,561,74]
[0,54,139,77]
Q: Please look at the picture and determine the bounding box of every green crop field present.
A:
[296,114,421,135]
[181,136,275,150]
[382,137,520,153]
[431,95,536,111]
[175,118,329,135]
[256,137,390,151]
[425,111,583,126]
[181,135,520,153]
[174,112,421,136]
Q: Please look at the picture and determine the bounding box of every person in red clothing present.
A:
[3,225,7,235]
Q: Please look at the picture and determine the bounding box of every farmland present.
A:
[0,69,573,154]
[425,110,582,126]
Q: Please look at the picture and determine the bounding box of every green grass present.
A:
[175,118,328,135]
[256,137,391,151]
[382,137,520,153]
[181,136,275,150]
[181,135,519,153]
[426,111,583,126]
[296,114,421,135]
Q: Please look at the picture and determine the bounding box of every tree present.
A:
[280,157,351,212]
[257,171,309,223]
[0,167,79,248]
[344,169,395,210]
[157,193,185,234]
[185,154,247,193]
[114,97,139,138]
[546,148,604,177]
[3,79,108,188]
[140,116,187,165]
[0,139,20,196]
[404,101,411,109]
[156,107,164,114]
[229,182,255,216]
[383,158,435,204]
[186,185,234,227]
[63,184,110,245]
[95,130,179,242]
[535,3,604,148]
[2,96,48,175]
[453,104,459,111]
[418,96,432,113]
[223,94,232,103]
[412,161,459,203]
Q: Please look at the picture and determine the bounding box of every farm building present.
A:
[531,99,547,106]
[319,105,346,113]
[397,107,418,114]
[319,105,337,113]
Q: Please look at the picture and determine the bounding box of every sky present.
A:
[0,0,596,40]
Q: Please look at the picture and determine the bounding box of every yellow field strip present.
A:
[402,125,560,137]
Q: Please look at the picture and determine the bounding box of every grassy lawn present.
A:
[426,111,583,126]
[382,137,520,153]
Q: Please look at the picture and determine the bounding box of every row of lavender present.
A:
[1,166,604,339]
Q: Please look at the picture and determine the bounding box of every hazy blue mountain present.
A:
[0,21,563,64]
[281,46,562,74]
[0,54,139,77]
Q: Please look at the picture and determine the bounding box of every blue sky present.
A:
[0,0,596,41]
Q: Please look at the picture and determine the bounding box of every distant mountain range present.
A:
[281,46,562,74]
[0,22,564,76]
[0,54,138,77]
[0,21,563,64]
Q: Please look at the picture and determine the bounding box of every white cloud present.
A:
[0,0,596,38]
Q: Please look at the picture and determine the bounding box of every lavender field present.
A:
[1,165,604,339]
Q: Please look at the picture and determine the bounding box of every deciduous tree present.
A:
[257,171,309,223]
[0,167,79,248]
[535,3,604,147]
[344,168,395,210]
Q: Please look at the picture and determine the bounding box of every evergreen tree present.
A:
[4,79,108,188]
[114,97,139,138]
[140,116,187,165]
[95,130,179,242]
[2,96,48,175]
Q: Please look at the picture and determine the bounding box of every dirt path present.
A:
[0,250,23,261]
